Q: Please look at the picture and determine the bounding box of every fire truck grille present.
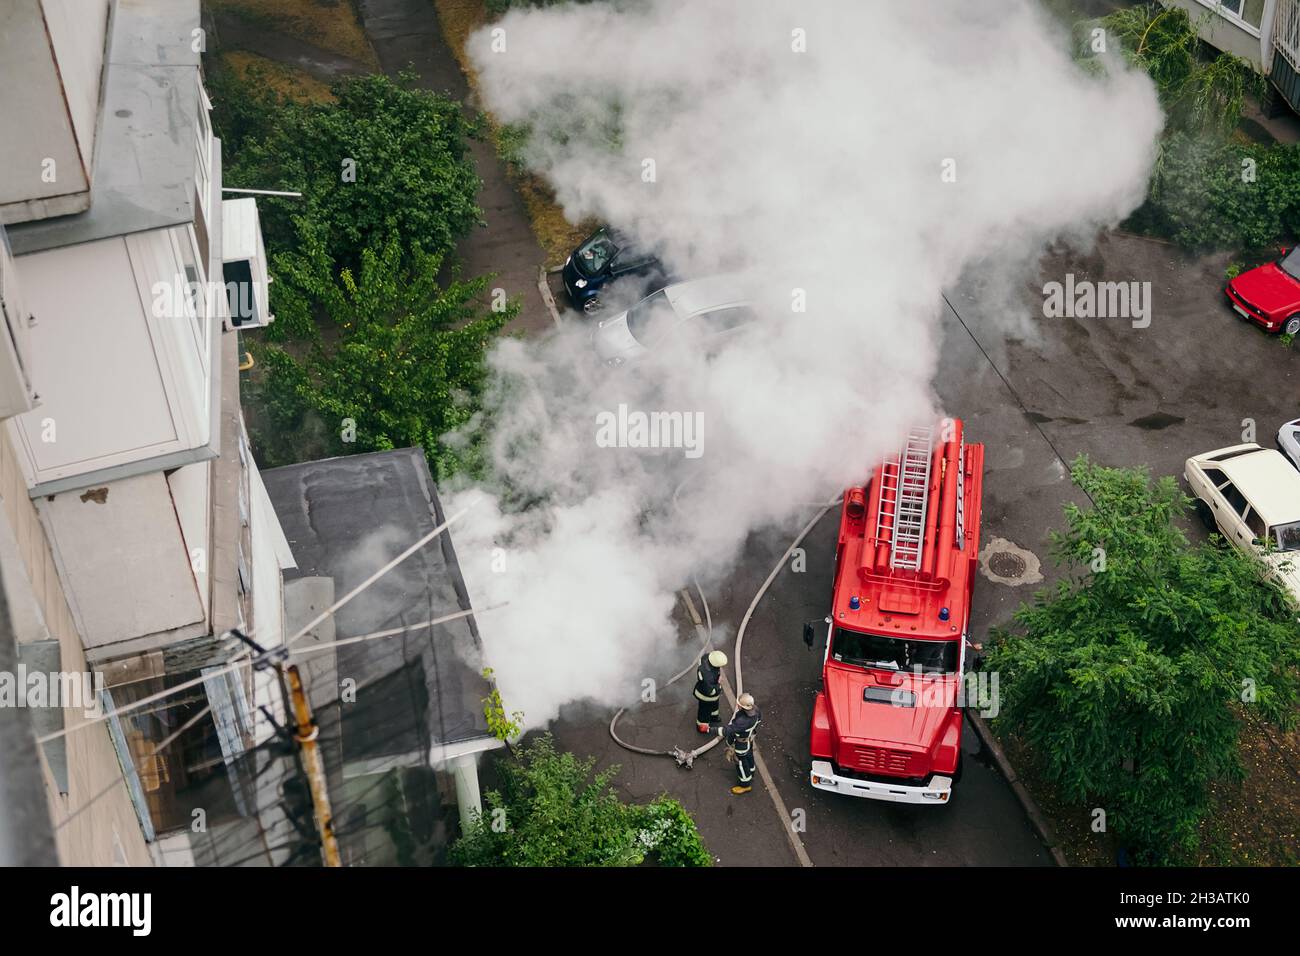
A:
[851,746,917,776]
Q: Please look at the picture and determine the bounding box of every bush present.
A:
[450,734,710,866]
[1131,134,1300,251]
[219,71,482,272]
[631,796,712,867]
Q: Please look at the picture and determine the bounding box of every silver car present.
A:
[591,275,755,366]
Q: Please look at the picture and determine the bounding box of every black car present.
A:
[561,226,666,315]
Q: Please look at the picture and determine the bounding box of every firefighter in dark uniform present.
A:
[693,650,727,733]
[719,693,761,795]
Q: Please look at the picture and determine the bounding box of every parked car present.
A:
[561,226,666,315]
[1184,443,1300,603]
[1224,248,1300,336]
[591,275,756,366]
[1277,418,1300,471]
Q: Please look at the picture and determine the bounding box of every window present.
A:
[1220,481,1249,516]
[195,85,213,222]
[573,230,619,277]
[1273,519,1300,552]
[626,289,676,344]
[699,305,756,334]
[1206,0,1265,30]
[1201,465,1226,485]
[169,227,210,368]
[830,627,958,674]
[1244,506,1266,540]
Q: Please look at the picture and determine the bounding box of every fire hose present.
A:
[607,489,840,768]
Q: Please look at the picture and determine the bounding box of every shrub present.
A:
[450,734,710,866]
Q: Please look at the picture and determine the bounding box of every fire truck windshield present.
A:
[831,627,957,675]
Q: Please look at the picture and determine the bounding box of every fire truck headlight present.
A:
[922,791,947,801]
[811,773,836,787]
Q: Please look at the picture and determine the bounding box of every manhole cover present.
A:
[978,537,1044,587]
[988,551,1026,579]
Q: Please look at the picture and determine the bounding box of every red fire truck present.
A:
[805,420,984,804]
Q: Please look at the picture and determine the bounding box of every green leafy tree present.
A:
[984,458,1300,864]
[253,227,515,478]
[221,71,482,272]
[450,734,710,867]
[1100,4,1262,136]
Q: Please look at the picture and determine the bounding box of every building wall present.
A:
[6,228,217,494]
[0,424,153,865]
[1160,0,1270,68]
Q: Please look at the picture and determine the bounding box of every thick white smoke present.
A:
[447,0,1162,725]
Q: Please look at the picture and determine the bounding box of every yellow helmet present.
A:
[708,650,728,668]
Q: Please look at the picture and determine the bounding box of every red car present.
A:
[1224,248,1300,336]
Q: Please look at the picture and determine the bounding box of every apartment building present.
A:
[0,0,290,865]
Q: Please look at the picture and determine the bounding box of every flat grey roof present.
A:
[7,0,201,255]
[263,449,494,756]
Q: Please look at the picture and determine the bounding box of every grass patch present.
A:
[209,0,379,68]
[218,50,337,104]
[1191,721,1300,866]
[431,0,591,264]
[1000,719,1300,867]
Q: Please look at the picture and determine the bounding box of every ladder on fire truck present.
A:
[875,424,934,572]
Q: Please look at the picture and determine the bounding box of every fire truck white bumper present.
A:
[810,761,953,805]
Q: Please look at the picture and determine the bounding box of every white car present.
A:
[590,275,756,366]
[1276,418,1300,471]
[1184,443,1300,603]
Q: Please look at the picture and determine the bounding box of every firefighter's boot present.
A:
[730,785,752,795]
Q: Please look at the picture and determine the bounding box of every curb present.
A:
[966,712,1069,867]
[537,265,564,328]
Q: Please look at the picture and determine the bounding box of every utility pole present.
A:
[283,663,340,867]
[230,629,340,867]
